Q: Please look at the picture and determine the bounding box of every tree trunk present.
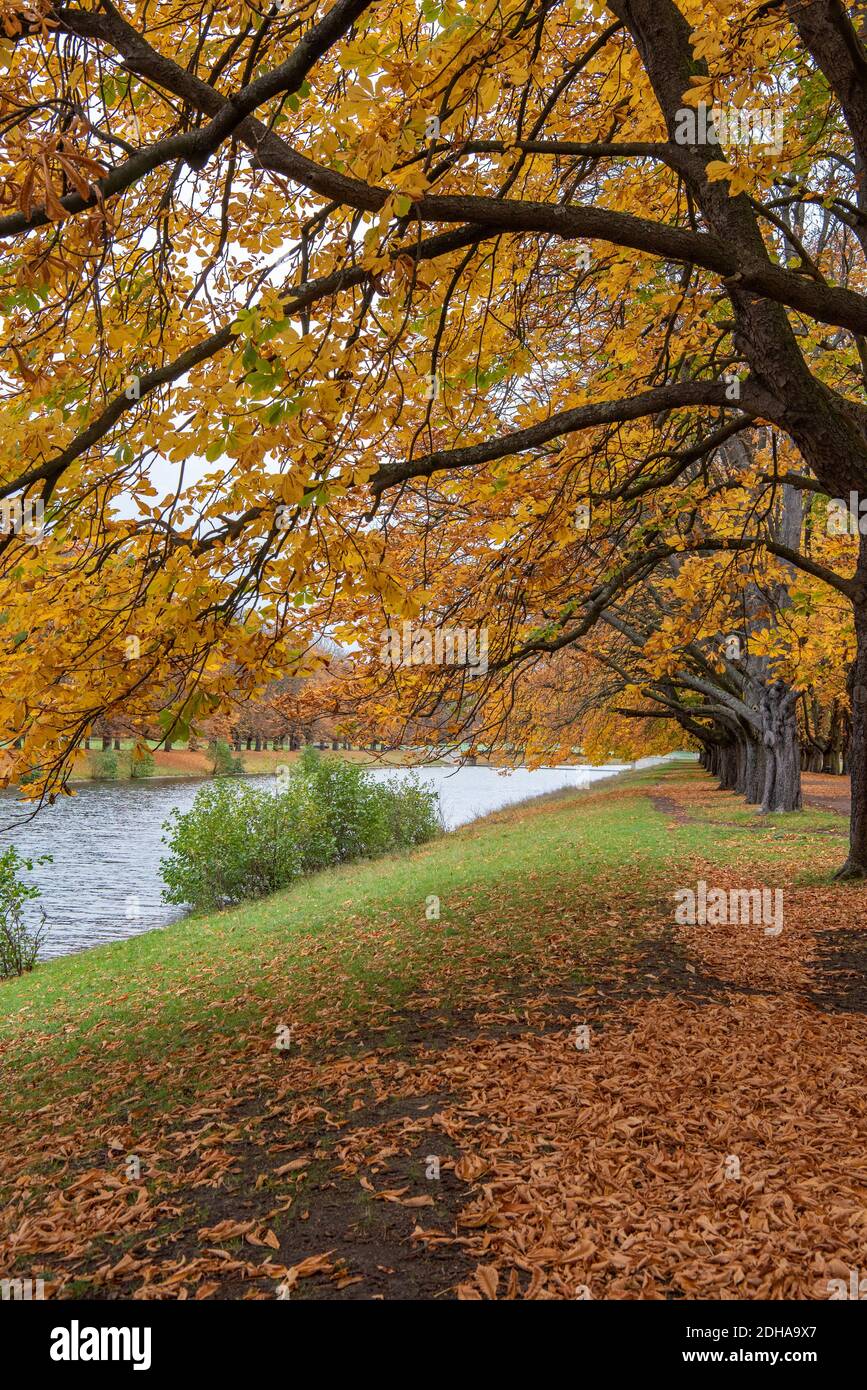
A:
[839,559,867,876]
[828,704,846,774]
[759,681,802,813]
[742,733,765,805]
[717,741,739,791]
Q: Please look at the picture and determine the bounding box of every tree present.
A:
[1,0,867,869]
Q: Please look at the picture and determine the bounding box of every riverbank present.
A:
[1,761,639,958]
[67,745,646,783]
[3,761,864,1300]
[68,745,423,782]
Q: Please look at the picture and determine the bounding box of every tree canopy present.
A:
[2,0,867,865]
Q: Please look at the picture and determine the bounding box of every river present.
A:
[0,760,659,959]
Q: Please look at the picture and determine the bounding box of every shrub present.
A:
[212,739,244,776]
[299,743,321,774]
[130,745,156,778]
[295,756,391,863]
[94,748,119,780]
[160,757,441,911]
[160,780,286,910]
[0,846,51,978]
[378,772,445,849]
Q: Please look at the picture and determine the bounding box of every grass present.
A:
[0,763,844,1113]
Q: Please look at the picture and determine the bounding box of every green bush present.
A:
[211,739,244,776]
[160,781,277,910]
[130,745,156,778]
[379,773,446,849]
[160,757,441,911]
[0,845,52,978]
[94,748,119,779]
[299,743,321,774]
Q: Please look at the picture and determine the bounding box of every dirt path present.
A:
[802,772,851,816]
[656,771,852,821]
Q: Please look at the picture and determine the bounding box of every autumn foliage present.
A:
[0,0,866,865]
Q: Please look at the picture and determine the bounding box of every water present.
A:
[0,760,652,960]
